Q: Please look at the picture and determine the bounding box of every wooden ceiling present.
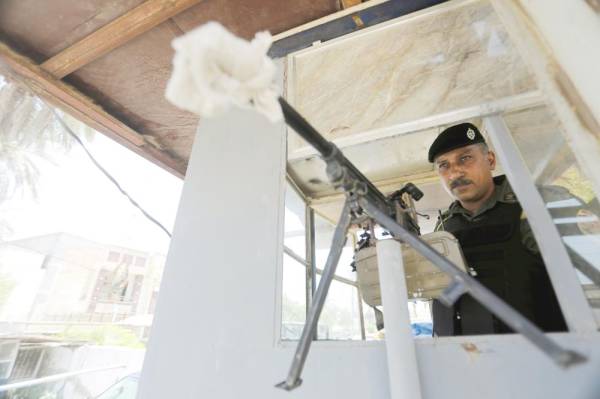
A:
[0,0,356,178]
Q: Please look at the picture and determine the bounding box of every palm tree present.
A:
[0,74,95,239]
[0,74,94,202]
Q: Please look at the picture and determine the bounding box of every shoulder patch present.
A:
[503,192,517,202]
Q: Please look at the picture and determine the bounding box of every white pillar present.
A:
[136,106,391,398]
[376,239,423,399]
[136,108,288,398]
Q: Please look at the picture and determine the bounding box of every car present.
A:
[94,373,139,399]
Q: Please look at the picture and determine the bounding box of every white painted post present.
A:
[376,239,423,399]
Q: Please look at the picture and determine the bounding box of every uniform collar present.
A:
[447,175,516,218]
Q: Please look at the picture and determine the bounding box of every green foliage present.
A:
[553,166,596,203]
[11,384,58,399]
[59,325,145,349]
[0,76,95,206]
[282,294,362,340]
[0,273,16,313]
[282,294,306,323]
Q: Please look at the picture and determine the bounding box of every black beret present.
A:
[428,123,485,162]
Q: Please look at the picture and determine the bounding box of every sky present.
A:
[0,100,183,255]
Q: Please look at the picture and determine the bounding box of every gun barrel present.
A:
[278,97,391,212]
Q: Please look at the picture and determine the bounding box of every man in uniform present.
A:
[428,122,567,336]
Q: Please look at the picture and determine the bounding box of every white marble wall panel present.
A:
[290,105,561,223]
[287,0,536,154]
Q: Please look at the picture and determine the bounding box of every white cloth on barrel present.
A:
[165,22,282,122]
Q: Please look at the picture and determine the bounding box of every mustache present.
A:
[450,177,473,189]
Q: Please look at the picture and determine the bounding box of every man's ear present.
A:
[487,150,496,170]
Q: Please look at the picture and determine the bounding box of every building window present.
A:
[135,256,147,267]
[107,251,120,262]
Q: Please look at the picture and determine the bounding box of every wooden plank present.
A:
[171,0,340,39]
[69,21,199,163]
[0,41,186,178]
[0,0,147,59]
[40,0,202,78]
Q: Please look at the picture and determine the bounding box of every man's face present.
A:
[434,144,496,205]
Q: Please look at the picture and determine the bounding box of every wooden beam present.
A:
[40,0,202,78]
[0,41,186,178]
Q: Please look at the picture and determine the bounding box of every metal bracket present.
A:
[438,279,468,307]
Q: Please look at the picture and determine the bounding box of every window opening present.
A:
[281,181,375,341]
[0,75,181,397]
[282,254,307,340]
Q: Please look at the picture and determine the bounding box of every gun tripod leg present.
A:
[276,199,353,390]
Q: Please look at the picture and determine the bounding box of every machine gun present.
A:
[275,97,585,391]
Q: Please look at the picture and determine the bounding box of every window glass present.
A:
[281,254,306,340]
[362,302,382,340]
[504,105,600,326]
[134,256,147,267]
[284,183,306,257]
[108,251,120,262]
[361,300,433,340]
[314,213,356,281]
[316,276,362,340]
[408,300,433,337]
[96,373,140,399]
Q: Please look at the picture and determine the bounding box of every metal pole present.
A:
[276,199,353,390]
[305,206,316,310]
[377,239,423,399]
[566,247,600,288]
[359,197,586,368]
[0,365,126,392]
[357,290,366,341]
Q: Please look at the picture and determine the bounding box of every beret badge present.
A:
[467,128,476,140]
[427,122,485,162]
